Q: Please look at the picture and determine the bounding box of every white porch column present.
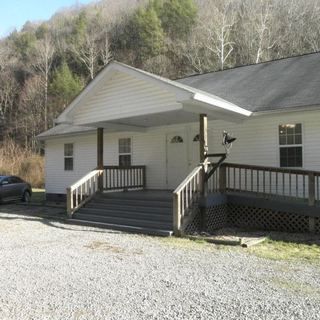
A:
[97,128,104,191]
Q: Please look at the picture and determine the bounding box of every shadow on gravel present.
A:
[0,204,121,235]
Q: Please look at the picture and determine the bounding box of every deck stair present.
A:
[72,191,174,236]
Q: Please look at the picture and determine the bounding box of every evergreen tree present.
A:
[132,6,165,61]
[50,62,83,107]
[154,0,197,39]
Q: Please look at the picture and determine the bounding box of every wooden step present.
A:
[73,213,172,230]
[98,191,172,202]
[92,197,172,208]
[68,219,173,237]
[78,207,172,222]
[85,202,172,215]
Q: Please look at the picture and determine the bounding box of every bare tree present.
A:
[0,71,17,134]
[100,32,112,66]
[252,0,277,63]
[72,31,100,80]
[19,76,44,150]
[32,35,55,130]
[200,0,236,70]
[181,28,208,74]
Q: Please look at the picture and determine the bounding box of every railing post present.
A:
[143,166,147,190]
[219,164,227,193]
[199,114,208,232]
[173,192,181,236]
[66,187,72,218]
[308,172,315,206]
[97,128,104,191]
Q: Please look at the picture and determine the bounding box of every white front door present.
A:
[166,132,188,189]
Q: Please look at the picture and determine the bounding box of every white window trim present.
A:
[118,138,132,166]
[278,123,304,168]
[64,143,74,171]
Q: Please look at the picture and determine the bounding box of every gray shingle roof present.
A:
[37,124,95,140]
[177,52,320,112]
[38,53,320,139]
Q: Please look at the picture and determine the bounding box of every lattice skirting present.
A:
[184,208,201,234]
[314,217,320,233]
[228,204,311,233]
[183,203,319,234]
[206,204,228,233]
[184,205,228,235]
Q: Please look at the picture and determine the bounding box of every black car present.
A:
[0,176,32,203]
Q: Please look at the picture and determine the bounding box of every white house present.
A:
[38,53,320,235]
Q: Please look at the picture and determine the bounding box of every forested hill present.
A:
[0,0,319,150]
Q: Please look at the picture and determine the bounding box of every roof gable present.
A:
[57,61,251,125]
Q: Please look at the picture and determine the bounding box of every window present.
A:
[171,136,183,143]
[193,134,200,142]
[10,177,23,184]
[64,143,74,171]
[119,138,131,167]
[279,124,302,167]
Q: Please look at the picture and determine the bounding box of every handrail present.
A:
[174,166,202,193]
[173,165,203,235]
[66,169,103,217]
[223,162,320,176]
[104,165,146,190]
[219,162,320,205]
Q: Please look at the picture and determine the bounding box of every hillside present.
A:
[0,0,319,150]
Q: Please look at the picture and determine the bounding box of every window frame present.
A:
[64,143,74,171]
[118,138,132,167]
[278,123,303,168]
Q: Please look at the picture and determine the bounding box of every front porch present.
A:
[66,159,320,236]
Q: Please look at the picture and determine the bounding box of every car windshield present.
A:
[0,176,7,182]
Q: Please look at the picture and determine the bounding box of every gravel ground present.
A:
[0,208,319,320]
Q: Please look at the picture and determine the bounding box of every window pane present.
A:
[287,126,294,135]
[295,134,302,144]
[279,136,286,145]
[64,158,73,171]
[287,135,294,145]
[171,136,183,143]
[64,144,73,157]
[280,147,302,168]
[295,124,302,134]
[279,125,287,135]
[119,138,131,154]
[119,155,131,167]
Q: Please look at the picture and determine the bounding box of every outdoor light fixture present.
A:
[222,130,237,153]
[205,130,237,181]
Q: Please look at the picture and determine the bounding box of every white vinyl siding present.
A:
[73,72,181,125]
[44,110,320,194]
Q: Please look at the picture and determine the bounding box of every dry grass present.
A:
[0,140,44,188]
[248,239,320,264]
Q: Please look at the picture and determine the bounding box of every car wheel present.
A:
[22,191,31,203]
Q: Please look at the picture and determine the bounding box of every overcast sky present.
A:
[0,0,93,38]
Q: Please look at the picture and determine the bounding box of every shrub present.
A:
[0,140,44,188]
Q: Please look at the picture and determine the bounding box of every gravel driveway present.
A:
[0,208,319,320]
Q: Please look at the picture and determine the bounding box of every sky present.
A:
[0,0,93,38]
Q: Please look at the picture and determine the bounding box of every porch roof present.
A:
[38,61,252,139]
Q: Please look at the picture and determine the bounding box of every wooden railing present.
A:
[66,169,103,217]
[173,166,202,235]
[216,163,320,205]
[104,166,146,191]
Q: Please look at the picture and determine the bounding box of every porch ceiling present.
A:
[76,101,251,132]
